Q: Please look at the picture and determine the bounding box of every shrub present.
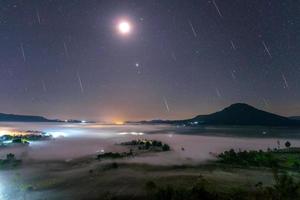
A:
[145,180,157,191]
[6,153,15,161]
[162,144,170,151]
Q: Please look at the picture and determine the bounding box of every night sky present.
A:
[0,0,299,122]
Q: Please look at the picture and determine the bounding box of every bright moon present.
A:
[118,21,131,34]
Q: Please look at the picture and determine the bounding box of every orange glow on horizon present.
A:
[114,121,124,125]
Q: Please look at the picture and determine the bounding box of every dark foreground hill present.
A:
[290,116,300,121]
[137,103,300,127]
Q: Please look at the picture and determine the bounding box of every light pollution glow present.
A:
[114,121,125,125]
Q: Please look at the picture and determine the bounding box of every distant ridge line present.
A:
[131,103,300,127]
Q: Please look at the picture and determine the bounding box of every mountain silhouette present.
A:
[187,103,299,126]
[0,113,60,122]
[139,103,300,127]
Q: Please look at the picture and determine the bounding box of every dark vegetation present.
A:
[0,137,29,147]
[143,171,300,200]
[93,142,300,199]
[0,153,21,169]
[217,142,300,170]
[120,139,170,151]
[285,141,291,148]
[0,131,52,147]
[99,170,300,200]
[217,149,279,168]
[96,140,170,161]
[97,152,133,160]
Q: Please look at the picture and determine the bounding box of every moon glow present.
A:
[118,21,131,34]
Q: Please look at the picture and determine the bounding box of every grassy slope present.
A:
[7,160,295,200]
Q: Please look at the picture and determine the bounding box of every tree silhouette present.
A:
[285,141,291,148]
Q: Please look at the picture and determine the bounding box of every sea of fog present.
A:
[1,122,300,164]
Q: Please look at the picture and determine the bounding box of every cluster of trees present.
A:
[97,140,171,161]
[217,149,279,168]
[0,132,51,146]
[96,151,133,160]
[0,153,21,168]
[217,142,300,170]
[11,138,29,145]
[6,153,15,160]
[121,139,170,151]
